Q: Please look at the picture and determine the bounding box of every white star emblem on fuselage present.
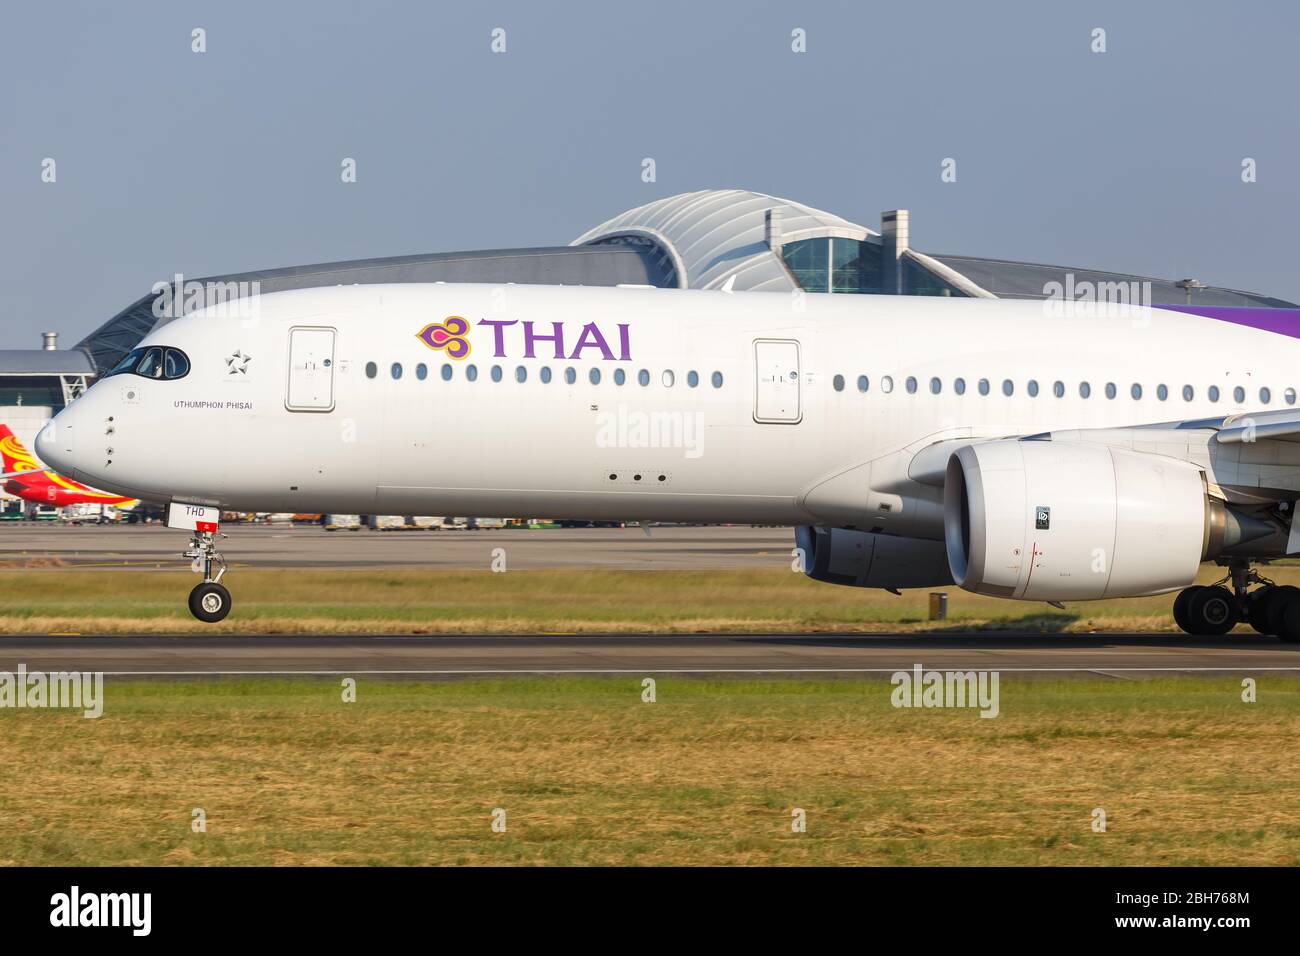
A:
[226,350,252,375]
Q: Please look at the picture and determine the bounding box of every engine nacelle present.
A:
[943,440,1214,601]
[795,526,952,590]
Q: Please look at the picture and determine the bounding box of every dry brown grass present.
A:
[0,557,69,570]
[0,565,1283,634]
[2,678,1297,865]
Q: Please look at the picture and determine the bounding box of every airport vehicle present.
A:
[60,503,126,524]
[0,424,137,510]
[323,514,362,530]
[20,283,1300,633]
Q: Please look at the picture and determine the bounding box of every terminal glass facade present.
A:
[781,237,882,294]
[902,257,964,297]
[0,377,62,407]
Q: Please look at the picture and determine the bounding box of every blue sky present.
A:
[2,0,1298,344]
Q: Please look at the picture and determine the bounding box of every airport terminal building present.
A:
[4,187,1295,505]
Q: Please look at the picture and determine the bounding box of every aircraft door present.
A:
[753,339,802,423]
[285,326,337,412]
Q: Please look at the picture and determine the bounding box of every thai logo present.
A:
[416,316,471,359]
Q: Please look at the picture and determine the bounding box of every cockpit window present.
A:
[105,345,190,380]
[108,347,146,376]
[136,347,165,379]
[164,348,190,379]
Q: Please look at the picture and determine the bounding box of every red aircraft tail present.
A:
[0,424,42,475]
[1,423,136,507]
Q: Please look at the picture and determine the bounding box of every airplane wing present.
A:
[1214,409,1300,444]
[908,410,1300,505]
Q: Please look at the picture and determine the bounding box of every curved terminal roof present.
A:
[75,245,669,374]
[10,187,1292,383]
[0,349,95,376]
[930,254,1297,309]
[572,189,876,292]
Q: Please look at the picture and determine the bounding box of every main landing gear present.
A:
[1173,563,1300,641]
[184,529,231,623]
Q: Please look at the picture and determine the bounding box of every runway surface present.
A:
[0,633,1295,678]
[0,524,792,571]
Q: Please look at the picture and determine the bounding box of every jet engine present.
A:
[794,526,952,590]
[943,440,1269,601]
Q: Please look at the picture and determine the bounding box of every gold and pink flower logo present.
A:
[416,316,471,359]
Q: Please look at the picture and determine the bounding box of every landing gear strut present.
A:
[1173,562,1300,641]
[184,530,231,623]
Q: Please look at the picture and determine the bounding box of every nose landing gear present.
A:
[184,530,231,623]
[1173,563,1300,641]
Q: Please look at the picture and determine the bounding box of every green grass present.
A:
[2,676,1297,865]
[0,565,1277,634]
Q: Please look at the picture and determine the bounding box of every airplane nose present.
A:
[35,411,77,476]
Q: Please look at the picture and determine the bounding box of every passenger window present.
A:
[1027,380,1038,397]
[1260,387,1272,404]
[687,371,699,388]
[857,375,868,392]
[614,368,626,385]
[416,363,428,381]
[881,376,894,394]
[590,367,601,385]
[491,365,503,383]
[391,363,403,380]
[905,376,918,394]
[1208,385,1219,402]
[977,379,989,396]
[711,371,724,388]
[1002,379,1013,396]
[1079,382,1091,398]
[1130,383,1142,400]
[1233,386,1245,403]
[662,370,675,387]
[1287,388,1297,405]
[365,362,377,379]
[564,368,577,385]
[1156,384,1167,401]
[1053,381,1065,398]
[1182,385,1194,401]
[164,348,190,379]
[953,377,965,395]
[466,364,478,382]
[441,364,453,381]
[833,374,845,392]
[638,369,650,387]
[1104,382,1117,399]
[516,366,527,383]
[930,377,941,395]
[540,367,552,384]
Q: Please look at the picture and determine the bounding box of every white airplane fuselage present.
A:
[37,283,1300,541]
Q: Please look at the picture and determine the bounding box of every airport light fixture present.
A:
[1175,277,1207,304]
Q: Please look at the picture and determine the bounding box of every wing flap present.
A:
[1217,411,1300,444]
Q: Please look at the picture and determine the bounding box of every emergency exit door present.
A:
[285,326,336,412]
[753,339,802,423]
